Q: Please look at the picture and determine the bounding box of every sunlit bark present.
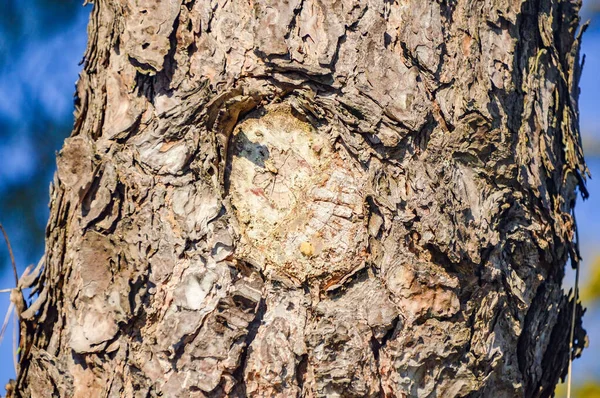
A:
[13,0,588,396]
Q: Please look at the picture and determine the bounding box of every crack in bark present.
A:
[370,316,399,397]
[295,353,308,395]
[233,297,267,392]
[285,0,305,40]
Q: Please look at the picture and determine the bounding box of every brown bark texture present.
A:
[10,0,589,396]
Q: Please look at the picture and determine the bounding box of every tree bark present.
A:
[11,0,588,397]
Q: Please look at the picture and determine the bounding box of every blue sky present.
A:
[0,3,91,386]
[0,2,599,395]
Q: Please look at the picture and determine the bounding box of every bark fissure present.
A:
[233,297,267,392]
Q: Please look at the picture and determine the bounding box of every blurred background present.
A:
[0,1,598,396]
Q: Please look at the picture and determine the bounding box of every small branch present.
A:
[567,208,582,398]
[0,224,18,286]
[0,301,15,344]
[13,311,18,375]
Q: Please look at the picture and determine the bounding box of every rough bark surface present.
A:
[12,0,588,397]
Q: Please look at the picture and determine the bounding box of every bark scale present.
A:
[11,0,588,397]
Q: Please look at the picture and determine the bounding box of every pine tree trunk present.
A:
[12,0,588,396]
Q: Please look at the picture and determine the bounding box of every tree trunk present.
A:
[11,0,588,396]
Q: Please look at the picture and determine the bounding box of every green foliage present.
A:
[556,380,600,398]
[581,256,600,304]
[576,382,600,398]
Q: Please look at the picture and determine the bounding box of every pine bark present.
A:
[11,0,589,397]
